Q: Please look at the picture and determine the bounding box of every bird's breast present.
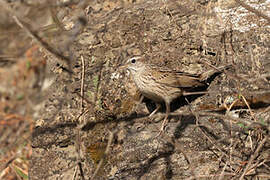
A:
[133,74,182,103]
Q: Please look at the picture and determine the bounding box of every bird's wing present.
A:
[175,74,205,88]
[151,70,204,88]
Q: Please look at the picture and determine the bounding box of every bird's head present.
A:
[120,56,146,74]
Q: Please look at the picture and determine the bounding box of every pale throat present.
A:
[129,65,145,76]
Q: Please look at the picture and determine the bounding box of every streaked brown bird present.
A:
[122,56,222,134]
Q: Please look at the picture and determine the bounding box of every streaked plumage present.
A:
[123,56,207,134]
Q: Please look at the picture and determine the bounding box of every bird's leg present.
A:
[155,102,170,137]
[149,103,161,117]
[161,102,170,131]
[133,95,144,112]
[138,94,144,104]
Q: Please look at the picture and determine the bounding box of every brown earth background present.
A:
[0,0,270,179]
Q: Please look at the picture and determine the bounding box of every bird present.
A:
[121,56,222,135]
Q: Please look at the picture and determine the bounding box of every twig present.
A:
[73,56,86,180]
[200,59,225,72]
[222,95,238,170]
[0,0,73,73]
[262,162,270,171]
[80,56,85,114]
[240,94,255,120]
[75,91,95,107]
[239,137,267,180]
[12,16,72,72]
[72,166,78,180]
[248,159,266,174]
[256,174,270,178]
[74,109,89,125]
[0,154,17,172]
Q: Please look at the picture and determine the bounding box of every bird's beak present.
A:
[119,64,128,70]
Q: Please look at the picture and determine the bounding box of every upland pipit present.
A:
[122,56,223,134]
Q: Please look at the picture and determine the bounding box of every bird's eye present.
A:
[131,59,136,64]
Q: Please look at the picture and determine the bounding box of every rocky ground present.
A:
[0,0,270,179]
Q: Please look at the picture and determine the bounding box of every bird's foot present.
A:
[148,110,157,118]
[148,103,161,118]
[154,116,168,138]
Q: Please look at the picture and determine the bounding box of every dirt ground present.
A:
[0,0,270,179]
